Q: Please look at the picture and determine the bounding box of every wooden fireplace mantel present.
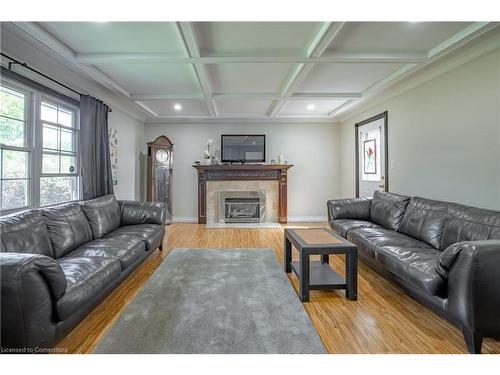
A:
[193,164,293,224]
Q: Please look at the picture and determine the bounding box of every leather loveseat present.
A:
[328,191,500,354]
[0,194,166,352]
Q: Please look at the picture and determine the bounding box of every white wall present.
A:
[145,123,342,221]
[339,48,500,210]
[108,109,145,200]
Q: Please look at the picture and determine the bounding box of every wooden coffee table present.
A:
[284,228,358,302]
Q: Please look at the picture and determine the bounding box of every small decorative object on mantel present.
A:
[278,154,285,164]
[203,138,215,165]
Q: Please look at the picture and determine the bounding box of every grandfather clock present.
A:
[147,136,173,224]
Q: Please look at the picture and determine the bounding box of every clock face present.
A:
[155,149,169,164]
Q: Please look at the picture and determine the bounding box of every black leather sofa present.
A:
[0,194,166,352]
[328,191,500,353]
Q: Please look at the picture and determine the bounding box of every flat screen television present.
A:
[221,134,266,163]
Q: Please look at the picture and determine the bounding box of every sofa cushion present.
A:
[440,204,500,250]
[104,224,165,251]
[375,246,445,296]
[347,227,431,259]
[327,197,372,221]
[66,237,146,270]
[398,197,451,249]
[0,210,54,258]
[56,257,121,321]
[119,201,166,226]
[369,191,410,231]
[330,219,382,238]
[80,195,121,239]
[42,203,93,258]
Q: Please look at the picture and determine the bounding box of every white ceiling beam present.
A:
[134,101,159,117]
[74,53,424,65]
[175,22,216,117]
[131,93,362,101]
[427,22,497,58]
[11,22,131,98]
[268,22,347,117]
[146,117,338,124]
[131,94,205,100]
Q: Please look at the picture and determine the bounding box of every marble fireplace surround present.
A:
[206,181,279,225]
[193,164,292,225]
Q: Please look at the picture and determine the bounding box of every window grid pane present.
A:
[0,86,26,147]
[40,176,78,206]
[1,149,29,179]
[0,86,25,121]
[43,123,59,150]
[1,178,29,210]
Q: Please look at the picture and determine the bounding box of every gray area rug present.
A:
[94,248,326,354]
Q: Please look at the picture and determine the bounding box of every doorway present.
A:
[355,111,388,197]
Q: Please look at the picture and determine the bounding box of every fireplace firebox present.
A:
[219,191,266,224]
[225,197,260,223]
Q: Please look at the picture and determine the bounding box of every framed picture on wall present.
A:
[363,139,377,174]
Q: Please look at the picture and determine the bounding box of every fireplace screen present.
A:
[225,197,260,223]
[219,190,266,224]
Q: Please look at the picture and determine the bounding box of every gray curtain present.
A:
[79,95,114,200]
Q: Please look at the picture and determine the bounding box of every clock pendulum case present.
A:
[146,136,173,224]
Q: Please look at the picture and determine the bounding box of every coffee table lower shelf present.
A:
[290,261,346,290]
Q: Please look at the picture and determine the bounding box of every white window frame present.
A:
[36,95,81,208]
[0,77,81,215]
[0,80,33,214]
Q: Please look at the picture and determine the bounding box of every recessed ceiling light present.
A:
[307,104,315,110]
[173,103,182,111]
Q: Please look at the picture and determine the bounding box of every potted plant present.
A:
[203,138,214,165]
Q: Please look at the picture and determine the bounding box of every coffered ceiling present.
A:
[3,22,499,121]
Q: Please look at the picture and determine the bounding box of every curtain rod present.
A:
[1,52,112,112]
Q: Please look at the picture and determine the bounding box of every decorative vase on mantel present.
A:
[204,158,212,165]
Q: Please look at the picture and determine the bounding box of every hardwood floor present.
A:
[56,223,500,354]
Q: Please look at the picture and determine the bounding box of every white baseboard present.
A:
[172,216,198,223]
[287,216,328,222]
[172,216,327,223]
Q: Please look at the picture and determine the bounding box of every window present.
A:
[40,101,79,206]
[0,86,30,211]
[0,80,80,214]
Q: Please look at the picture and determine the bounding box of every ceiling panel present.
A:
[20,21,491,121]
[279,99,348,116]
[297,63,406,93]
[40,22,187,54]
[97,63,202,95]
[137,100,209,117]
[193,22,321,56]
[324,22,472,55]
[214,99,273,116]
[207,63,294,93]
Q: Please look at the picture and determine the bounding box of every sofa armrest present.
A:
[118,200,166,226]
[445,240,500,336]
[1,253,66,349]
[327,197,372,222]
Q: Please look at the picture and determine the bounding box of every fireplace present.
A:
[219,191,266,224]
